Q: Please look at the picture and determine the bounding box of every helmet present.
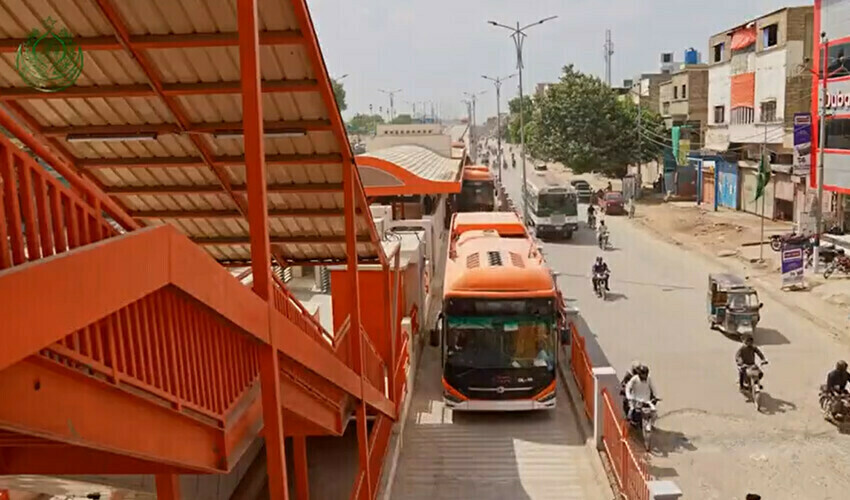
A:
[743,335,754,345]
[630,360,643,373]
[596,256,603,263]
[838,360,848,371]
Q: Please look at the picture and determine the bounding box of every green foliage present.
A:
[507,65,665,178]
[507,95,534,144]
[391,114,413,125]
[331,78,347,112]
[346,113,384,134]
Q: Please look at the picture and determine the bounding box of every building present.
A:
[659,64,709,145]
[705,6,814,222]
[813,0,850,233]
[535,82,555,97]
[370,124,451,156]
[630,73,669,114]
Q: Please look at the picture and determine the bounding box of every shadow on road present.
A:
[649,428,698,458]
[648,464,680,479]
[606,292,628,302]
[755,327,790,346]
[758,393,797,415]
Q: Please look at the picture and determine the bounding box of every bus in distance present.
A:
[456,165,495,212]
[433,211,565,411]
[525,171,579,240]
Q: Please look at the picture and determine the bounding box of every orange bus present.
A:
[456,165,495,212]
[432,211,564,411]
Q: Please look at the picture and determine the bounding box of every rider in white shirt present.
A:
[625,366,658,417]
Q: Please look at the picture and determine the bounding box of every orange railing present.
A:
[361,326,387,394]
[569,322,594,420]
[39,287,261,424]
[0,136,116,270]
[272,275,335,347]
[601,389,650,500]
[409,303,419,336]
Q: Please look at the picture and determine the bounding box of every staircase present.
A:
[0,132,408,497]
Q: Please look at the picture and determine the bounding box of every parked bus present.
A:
[456,165,495,212]
[432,211,565,411]
[525,171,579,240]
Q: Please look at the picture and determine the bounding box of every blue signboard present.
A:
[793,113,811,176]
[781,245,805,288]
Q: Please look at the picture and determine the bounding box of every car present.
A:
[600,191,626,215]
[570,179,593,203]
[534,163,548,172]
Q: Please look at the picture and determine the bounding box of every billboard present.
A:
[793,113,811,177]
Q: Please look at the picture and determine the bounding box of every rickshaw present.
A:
[707,273,762,336]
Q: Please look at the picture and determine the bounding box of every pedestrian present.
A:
[628,199,636,219]
[745,494,761,500]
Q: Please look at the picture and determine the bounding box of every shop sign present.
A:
[781,245,805,289]
[793,113,811,176]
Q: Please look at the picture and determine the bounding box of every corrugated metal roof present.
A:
[0,0,381,266]
[359,145,462,183]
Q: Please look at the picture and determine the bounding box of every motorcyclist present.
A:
[597,220,609,248]
[620,360,647,414]
[824,360,850,419]
[591,256,610,292]
[625,366,658,421]
[587,204,596,225]
[735,336,767,390]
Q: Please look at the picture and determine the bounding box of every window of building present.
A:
[714,105,725,124]
[713,42,724,62]
[825,117,850,150]
[760,100,777,122]
[663,102,670,115]
[826,42,850,78]
[682,84,687,99]
[662,53,673,63]
[673,87,678,99]
[731,106,754,125]
[763,24,778,48]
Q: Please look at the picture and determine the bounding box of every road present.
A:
[388,345,611,500]
[500,161,850,499]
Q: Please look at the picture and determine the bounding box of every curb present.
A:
[633,214,848,340]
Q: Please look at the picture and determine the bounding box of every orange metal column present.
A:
[292,435,310,499]
[344,165,372,499]
[155,474,181,500]
[237,0,288,499]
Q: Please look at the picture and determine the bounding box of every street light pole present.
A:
[464,91,486,162]
[489,16,558,223]
[814,33,829,272]
[378,88,402,122]
[483,73,517,184]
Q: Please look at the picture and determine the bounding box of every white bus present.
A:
[525,171,579,240]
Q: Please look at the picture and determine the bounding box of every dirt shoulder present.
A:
[632,198,850,343]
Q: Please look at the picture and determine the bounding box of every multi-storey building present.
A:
[813,0,850,232]
[705,6,814,221]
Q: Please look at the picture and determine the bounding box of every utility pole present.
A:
[604,29,614,87]
[760,124,768,262]
[814,32,829,272]
[483,73,517,184]
[462,99,474,162]
[489,16,558,223]
[637,90,642,184]
[464,91,486,160]
[378,88,402,122]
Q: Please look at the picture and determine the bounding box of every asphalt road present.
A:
[500,161,850,499]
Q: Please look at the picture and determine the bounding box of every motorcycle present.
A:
[598,231,610,250]
[740,360,768,411]
[819,387,850,424]
[593,271,609,300]
[587,212,596,230]
[824,254,850,279]
[769,231,811,252]
[805,244,844,269]
[629,399,659,451]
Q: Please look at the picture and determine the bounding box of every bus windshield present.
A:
[445,316,555,371]
[460,181,494,208]
[535,192,577,216]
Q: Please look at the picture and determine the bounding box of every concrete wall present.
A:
[367,134,452,157]
[706,63,730,150]
[377,124,443,136]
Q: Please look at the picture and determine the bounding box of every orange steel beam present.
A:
[191,235,371,246]
[0,447,199,475]
[0,30,304,53]
[0,359,225,473]
[92,0,250,229]
[79,153,343,169]
[156,475,182,500]
[235,1,288,498]
[130,208,346,219]
[292,436,310,500]
[0,103,138,231]
[104,182,343,195]
[42,119,333,137]
[0,79,319,100]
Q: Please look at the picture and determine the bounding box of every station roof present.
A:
[0,0,381,267]
[356,145,462,196]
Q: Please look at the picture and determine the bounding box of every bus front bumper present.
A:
[444,397,556,411]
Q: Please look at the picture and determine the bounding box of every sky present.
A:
[307,0,803,121]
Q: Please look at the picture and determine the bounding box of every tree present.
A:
[506,95,534,144]
[347,113,384,134]
[331,78,347,112]
[391,114,413,125]
[531,65,664,178]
